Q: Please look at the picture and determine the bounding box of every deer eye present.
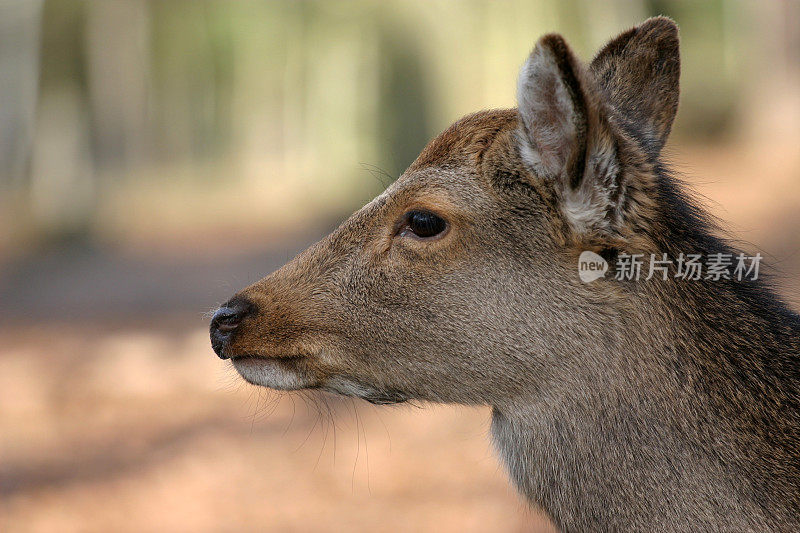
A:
[402,210,448,239]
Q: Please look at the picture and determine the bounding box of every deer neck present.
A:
[489,275,800,531]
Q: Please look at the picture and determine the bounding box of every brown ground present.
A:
[0,320,552,533]
[1,141,798,532]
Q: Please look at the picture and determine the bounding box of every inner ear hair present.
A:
[536,34,590,190]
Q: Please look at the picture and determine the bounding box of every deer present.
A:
[210,17,800,531]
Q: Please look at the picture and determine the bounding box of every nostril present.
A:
[216,320,239,333]
[212,308,243,332]
[210,298,256,359]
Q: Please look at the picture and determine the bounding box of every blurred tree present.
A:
[0,0,43,189]
[376,27,432,178]
[0,0,795,252]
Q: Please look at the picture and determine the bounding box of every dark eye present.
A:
[403,210,448,239]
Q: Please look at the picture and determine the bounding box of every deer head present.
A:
[210,17,681,408]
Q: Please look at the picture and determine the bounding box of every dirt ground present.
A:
[0,320,553,533]
[1,140,798,532]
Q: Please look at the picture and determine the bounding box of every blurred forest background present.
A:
[1,1,798,532]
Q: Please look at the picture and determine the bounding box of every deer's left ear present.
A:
[517,34,627,237]
[590,17,680,157]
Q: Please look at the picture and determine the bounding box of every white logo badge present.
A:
[578,251,608,283]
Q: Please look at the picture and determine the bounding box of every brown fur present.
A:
[211,18,800,531]
[591,16,680,155]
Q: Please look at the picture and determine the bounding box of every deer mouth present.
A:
[230,354,410,405]
[230,354,305,363]
[230,354,315,390]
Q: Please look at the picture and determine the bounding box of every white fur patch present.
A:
[232,357,311,390]
[322,376,377,398]
[516,129,543,171]
[563,188,607,233]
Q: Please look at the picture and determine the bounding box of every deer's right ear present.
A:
[516,35,626,238]
[516,34,595,184]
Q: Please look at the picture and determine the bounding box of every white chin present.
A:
[231,357,312,390]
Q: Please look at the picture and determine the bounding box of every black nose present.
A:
[210,298,254,359]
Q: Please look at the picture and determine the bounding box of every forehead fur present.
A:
[407,109,518,172]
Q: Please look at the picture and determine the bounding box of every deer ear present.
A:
[516,34,592,184]
[590,16,680,155]
[517,35,623,236]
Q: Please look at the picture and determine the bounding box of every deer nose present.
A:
[209,298,254,359]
